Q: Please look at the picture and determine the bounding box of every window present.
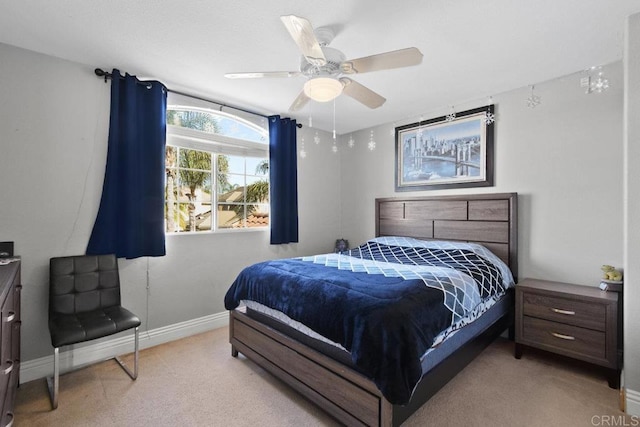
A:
[165,97,269,234]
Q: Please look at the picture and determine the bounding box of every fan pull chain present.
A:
[333,99,336,140]
[332,100,338,153]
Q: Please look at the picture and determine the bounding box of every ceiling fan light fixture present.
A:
[303,77,343,102]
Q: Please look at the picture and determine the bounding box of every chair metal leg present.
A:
[46,327,138,410]
[114,327,139,380]
[46,347,59,409]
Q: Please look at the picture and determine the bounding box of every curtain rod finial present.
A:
[94,68,110,83]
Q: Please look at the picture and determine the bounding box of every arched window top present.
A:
[167,105,268,144]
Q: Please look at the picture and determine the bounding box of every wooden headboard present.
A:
[375,193,518,280]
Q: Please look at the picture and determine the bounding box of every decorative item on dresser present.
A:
[515,278,622,388]
[0,258,21,427]
[334,238,349,254]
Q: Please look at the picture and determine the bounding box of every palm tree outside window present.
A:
[165,107,269,233]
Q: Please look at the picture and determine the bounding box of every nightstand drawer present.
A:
[523,293,605,331]
[515,278,621,386]
[522,316,606,360]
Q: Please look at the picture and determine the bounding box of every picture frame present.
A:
[395,105,494,191]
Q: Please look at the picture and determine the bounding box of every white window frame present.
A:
[165,99,269,235]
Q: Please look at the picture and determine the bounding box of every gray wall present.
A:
[624,12,640,413]
[1,21,637,409]
[339,62,624,286]
[0,42,341,362]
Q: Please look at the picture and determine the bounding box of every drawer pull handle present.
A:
[551,332,575,341]
[2,360,13,375]
[4,412,13,427]
[551,308,575,316]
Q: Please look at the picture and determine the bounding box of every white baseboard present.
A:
[20,311,229,384]
[627,388,640,416]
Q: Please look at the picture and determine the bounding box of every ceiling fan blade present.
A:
[224,71,300,79]
[340,47,423,74]
[289,90,311,111]
[280,15,327,67]
[340,78,386,109]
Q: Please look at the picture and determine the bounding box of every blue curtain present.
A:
[268,115,299,244]
[87,69,167,259]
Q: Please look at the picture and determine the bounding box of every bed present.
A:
[225,193,518,426]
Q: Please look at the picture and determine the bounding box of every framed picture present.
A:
[395,105,494,191]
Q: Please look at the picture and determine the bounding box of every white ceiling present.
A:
[1,0,639,134]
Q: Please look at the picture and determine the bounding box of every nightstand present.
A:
[515,278,622,388]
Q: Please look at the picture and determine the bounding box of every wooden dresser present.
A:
[0,260,20,427]
[515,278,621,387]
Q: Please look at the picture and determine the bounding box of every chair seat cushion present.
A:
[49,306,141,348]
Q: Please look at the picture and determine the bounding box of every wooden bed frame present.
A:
[229,193,518,426]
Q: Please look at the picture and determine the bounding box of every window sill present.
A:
[165,227,269,237]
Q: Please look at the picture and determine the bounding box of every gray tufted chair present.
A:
[47,254,141,409]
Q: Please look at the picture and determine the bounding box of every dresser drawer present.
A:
[522,316,606,360]
[0,262,19,426]
[523,292,605,331]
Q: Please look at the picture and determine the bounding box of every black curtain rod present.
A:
[94,68,302,128]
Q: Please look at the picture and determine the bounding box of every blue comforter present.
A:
[224,237,513,405]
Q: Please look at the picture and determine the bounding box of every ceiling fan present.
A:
[224,15,423,111]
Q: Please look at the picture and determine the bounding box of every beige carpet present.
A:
[15,327,629,426]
